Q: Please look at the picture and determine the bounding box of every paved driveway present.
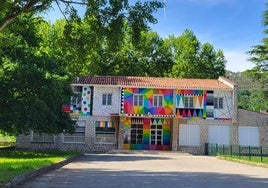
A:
[18,151,268,188]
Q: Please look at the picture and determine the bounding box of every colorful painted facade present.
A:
[18,75,254,154]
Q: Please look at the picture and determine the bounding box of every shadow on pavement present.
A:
[18,168,268,188]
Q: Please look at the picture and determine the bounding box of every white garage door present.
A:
[179,124,200,146]
[209,126,230,145]
[238,126,259,146]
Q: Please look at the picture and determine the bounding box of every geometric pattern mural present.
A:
[122,88,173,116]
[176,89,206,119]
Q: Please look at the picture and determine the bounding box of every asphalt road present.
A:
[18,151,268,188]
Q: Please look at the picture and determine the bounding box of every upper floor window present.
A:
[73,86,83,93]
[214,97,223,109]
[153,95,163,107]
[185,96,194,108]
[133,94,143,106]
[102,94,112,105]
[206,91,214,106]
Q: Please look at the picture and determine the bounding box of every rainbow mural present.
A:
[122,88,173,116]
[176,89,206,119]
[123,117,171,151]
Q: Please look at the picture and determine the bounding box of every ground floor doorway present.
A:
[123,117,171,150]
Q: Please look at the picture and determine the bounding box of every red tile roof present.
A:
[72,75,235,90]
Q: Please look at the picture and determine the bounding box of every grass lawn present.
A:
[0,133,16,148]
[0,149,80,183]
[219,155,268,167]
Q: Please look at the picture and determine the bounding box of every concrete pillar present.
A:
[171,118,179,151]
[117,116,125,150]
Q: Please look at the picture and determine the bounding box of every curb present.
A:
[5,153,84,188]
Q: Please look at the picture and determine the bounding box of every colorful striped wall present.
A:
[123,117,171,150]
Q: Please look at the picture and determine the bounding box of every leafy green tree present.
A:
[199,43,226,78]
[246,2,268,112]
[248,3,268,71]
[166,29,226,79]
[0,0,87,31]
[0,14,74,135]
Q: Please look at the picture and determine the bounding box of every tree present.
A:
[0,0,87,31]
[246,2,268,112]
[198,43,226,78]
[166,29,226,79]
[248,3,268,72]
[0,14,74,135]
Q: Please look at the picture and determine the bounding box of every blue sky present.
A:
[43,0,267,72]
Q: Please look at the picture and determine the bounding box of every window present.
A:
[185,96,193,108]
[153,95,163,107]
[32,132,54,143]
[130,124,143,144]
[133,94,143,106]
[64,120,85,143]
[95,121,116,143]
[214,98,223,109]
[73,86,83,93]
[102,94,112,105]
[206,108,214,118]
[206,91,214,106]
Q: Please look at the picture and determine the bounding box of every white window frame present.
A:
[185,96,194,108]
[153,95,163,107]
[133,94,144,106]
[102,93,112,106]
[214,97,223,109]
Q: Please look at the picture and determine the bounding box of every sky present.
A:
[43,0,267,72]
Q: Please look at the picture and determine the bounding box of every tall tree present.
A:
[246,2,268,112]
[0,14,74,135]
[166,29,226,79]
[248,3,268,72]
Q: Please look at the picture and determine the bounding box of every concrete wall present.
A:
[16,109,268,154]
[16,116,117,152]
[236,109,268,146]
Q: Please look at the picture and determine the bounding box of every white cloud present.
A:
[224,50,255,72]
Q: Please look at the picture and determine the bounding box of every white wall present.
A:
[213,90,233,119]
[92,86,121,116]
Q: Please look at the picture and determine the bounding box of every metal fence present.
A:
[208,144,268,163]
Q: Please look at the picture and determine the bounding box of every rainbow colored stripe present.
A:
[123,117,171,150]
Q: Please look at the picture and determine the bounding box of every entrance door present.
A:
[150,124,162,145]
[130,124,143,144]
